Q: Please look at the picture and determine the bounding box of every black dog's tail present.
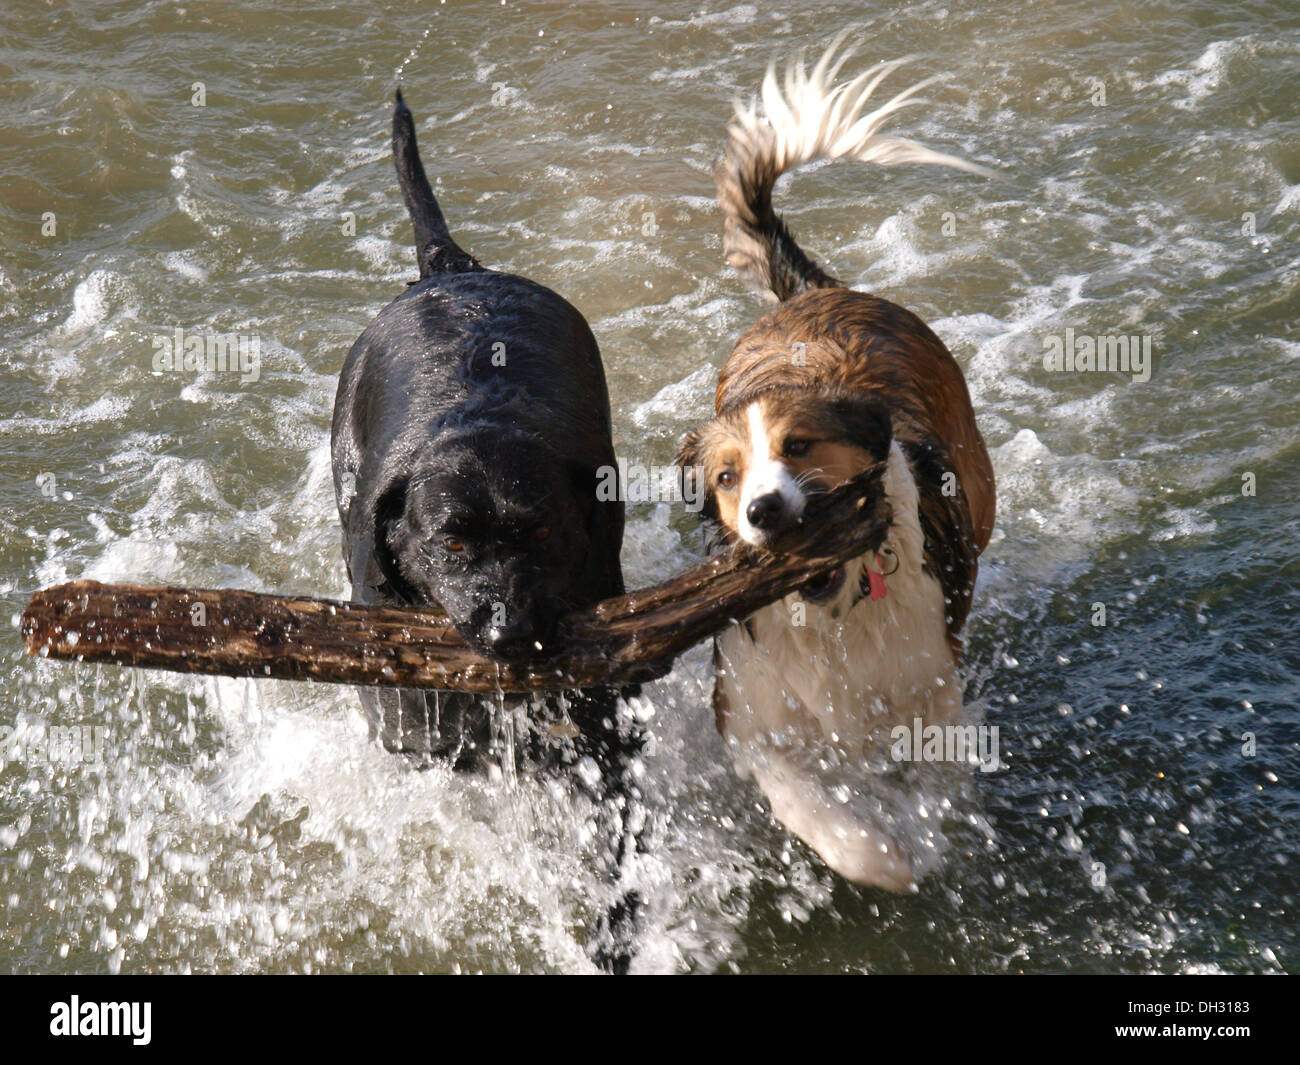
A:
[392,90,481,278]
[717,38,992,302]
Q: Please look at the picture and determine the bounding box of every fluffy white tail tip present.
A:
[731,39,995,180]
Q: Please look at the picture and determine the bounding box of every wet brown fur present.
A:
[680,287,995,655]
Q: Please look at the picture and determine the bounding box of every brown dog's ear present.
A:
[675,428,701,470]
[676,428,717,523]
[823,395,892,463]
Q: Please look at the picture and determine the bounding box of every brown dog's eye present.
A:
[534,525,551,542]
[717,471,737,490]
[443,537,464,552]
[784,439,812,458]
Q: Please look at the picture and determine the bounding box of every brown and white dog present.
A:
[678,44,996,891]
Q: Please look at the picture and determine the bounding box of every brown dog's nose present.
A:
[746,493,786,531]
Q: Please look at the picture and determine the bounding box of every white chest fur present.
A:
[713,442,965,889]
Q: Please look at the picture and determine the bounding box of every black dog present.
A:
[331,95,642,967]
[332,90,630,758]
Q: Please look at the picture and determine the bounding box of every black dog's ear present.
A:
[566,457,627,595]
[371,476,419,603]
[565,457,618,549]
[824,395,892,463]
[568,457,620,508]
[565,458,602,516]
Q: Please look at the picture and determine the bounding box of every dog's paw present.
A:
[749,753,916,893]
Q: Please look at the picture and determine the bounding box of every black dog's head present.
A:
[371,427,604,661]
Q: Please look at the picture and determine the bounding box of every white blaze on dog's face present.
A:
[738,401,806,544]
[679,389,894,549]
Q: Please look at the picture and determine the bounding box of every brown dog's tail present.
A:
[716,38,993,302]
[392,90,481,279]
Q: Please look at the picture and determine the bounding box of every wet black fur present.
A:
[330,93,642,970]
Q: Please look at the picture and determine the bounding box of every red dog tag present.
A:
[868,556,887,600]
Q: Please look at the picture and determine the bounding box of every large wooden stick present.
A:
[22,466,890,693]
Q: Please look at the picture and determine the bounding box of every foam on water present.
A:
[3,396,133,438]
[3,0,1295,974]
[61,270,133,335]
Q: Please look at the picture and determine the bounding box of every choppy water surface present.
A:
[1,0,1296,973]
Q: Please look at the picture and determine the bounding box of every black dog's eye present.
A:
[443,536,464,552]
[784,439,812,458]
[717,470,737,490]
[534,525,551,542]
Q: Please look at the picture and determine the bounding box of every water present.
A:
[1,0,1296,973]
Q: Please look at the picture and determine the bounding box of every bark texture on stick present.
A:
[22,466,890,693]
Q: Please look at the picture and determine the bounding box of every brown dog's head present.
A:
[678,386,892,552]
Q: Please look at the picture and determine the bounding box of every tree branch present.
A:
[22,465,890,693]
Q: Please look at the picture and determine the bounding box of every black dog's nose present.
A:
[486,616,540,661]
[746,493,787,531]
